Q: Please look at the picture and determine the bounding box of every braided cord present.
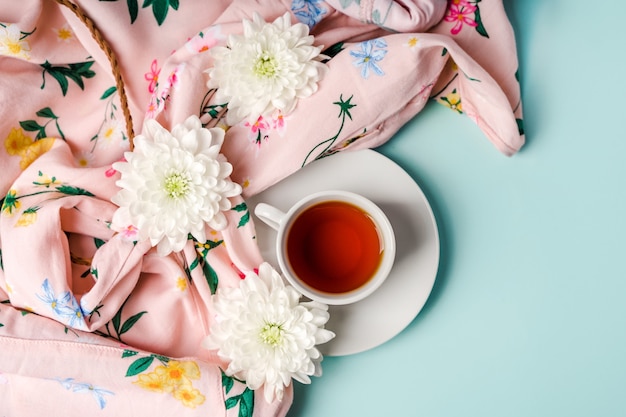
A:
[53,0,135,149]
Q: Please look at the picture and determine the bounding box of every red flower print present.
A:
[444,1,478,35]
[271,110,285,134]
[144,59,160,94]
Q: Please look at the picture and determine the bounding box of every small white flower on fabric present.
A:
[206,12,328,126]
[203,262,335,403]
[111,115,242,256]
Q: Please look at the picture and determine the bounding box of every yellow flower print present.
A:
[15,206,40,227]
[134,360,204,408]
[4,127,33,156]
[407,36,419,48]
[75,151,94,168]
[97,120,122,148]
[440,89,463,114]
[134,371,174,393]
[176,276,188,291]
[53,24,74,42]
[173,384,206,409]
[2,189,21,216]
[19,138,56,170]
[158,360,201,384]
[33,172,61,188]
[0,24,32,59]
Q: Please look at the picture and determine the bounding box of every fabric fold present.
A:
[1,0,524,415]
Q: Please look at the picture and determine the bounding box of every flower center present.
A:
[254,52,277,78]
[8,41,23,55]
[58,28,72,41]
[260,323,284,347]
[163,171,191,200]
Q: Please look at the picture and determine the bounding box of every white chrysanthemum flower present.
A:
[204,262,335,403]
[206,12,328,126]
[111,115,242,256]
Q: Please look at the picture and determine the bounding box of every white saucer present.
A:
[247,149,440,356]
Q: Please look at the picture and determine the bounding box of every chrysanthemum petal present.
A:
[204,262,334,403]
[110,116,241,256]
[206,12,326,125]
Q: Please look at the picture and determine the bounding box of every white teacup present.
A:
[254,190,395,305]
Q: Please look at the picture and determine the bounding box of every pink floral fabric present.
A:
[0,0,523,415]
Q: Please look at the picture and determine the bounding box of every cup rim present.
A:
[275,190,395,305]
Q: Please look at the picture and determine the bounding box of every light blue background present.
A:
[290,1,626,415]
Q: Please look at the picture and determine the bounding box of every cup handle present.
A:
[254,203,286,231]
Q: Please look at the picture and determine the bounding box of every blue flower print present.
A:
[36,278,87,330]
[350,38,388,79]
[56,378,114,409]
[291,0,328,28]
[37,278,71,315]
[60,296,87,328]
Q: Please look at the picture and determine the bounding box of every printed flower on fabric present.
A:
[440,89,463,113]
[291,0,328,29]
[53,24,75,43]
[350,38,388,79]
[206,12,328,126]
[111,115,242,256]
[4,128,56,171]
[36,278,87,330]
[14,206,40,227]
[2,189,21,216]
[444,0,478,35]
[244,110,286,149]
[0,24,31,59]
[133,360,205,409]
[97,119,124,147]
[185,26,224,54]
[55,378,114,410]
[145,59,161,94]
[203,262,335,403]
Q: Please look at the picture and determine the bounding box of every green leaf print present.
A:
[232,202,250,228]
[123,351,169,377]
[127,0,139,22]
[516,118,525,136]
[302,94,357,166]
[143,0,180,26]
[103,0,180,26]
[119,311,148,335]
[192,238,224,294]
[222,371,234,394]
[199,90,227,122]
[222,372,255,417]
[56,185,96,197]
[19,107,65,140]
[122,349,139,358]
[202,259,219,294]
[473,4,489,38]
[106,297,147,343]
[100,86,117,100]
[40,60,96,96]
[36,107,56,119]
[321,42,345,63]
[237,211,250,228]
[126,356,155,377]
